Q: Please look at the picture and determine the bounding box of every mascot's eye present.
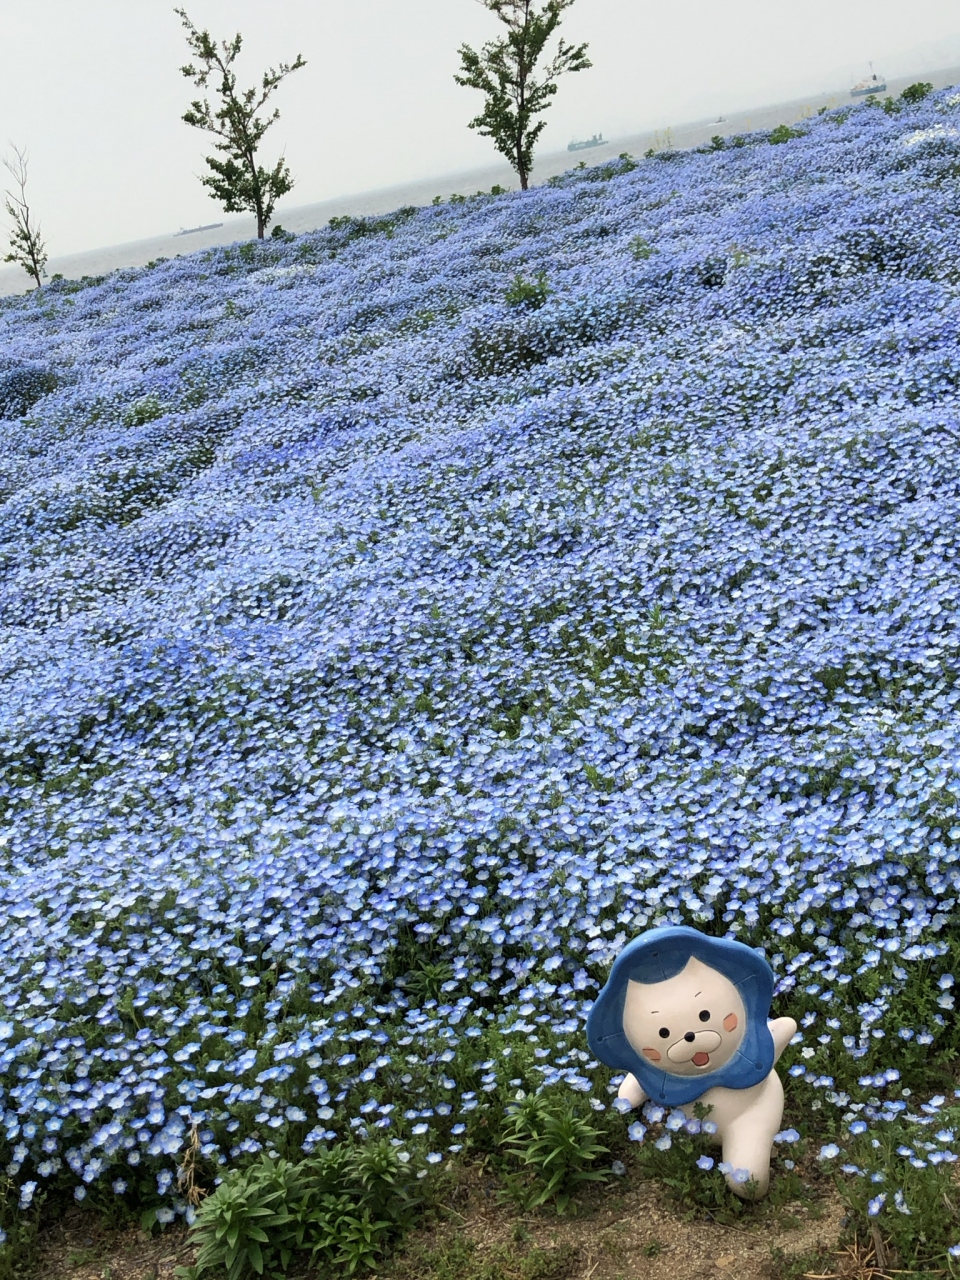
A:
[658,1027,670,1039]
[699,1010,711,1022]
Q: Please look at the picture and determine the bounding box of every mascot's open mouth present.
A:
[692,1052,710,1067]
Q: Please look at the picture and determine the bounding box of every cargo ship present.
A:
[175,222,224,236]
[851,64,886,97]
[568,133,605,152]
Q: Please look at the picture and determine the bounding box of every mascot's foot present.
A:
[723,1164,769,1200]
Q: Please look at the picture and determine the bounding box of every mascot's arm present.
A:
[617,1073,647,1108]
[768,1017,798,1063]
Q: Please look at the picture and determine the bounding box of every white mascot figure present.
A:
[587,925,797,1198]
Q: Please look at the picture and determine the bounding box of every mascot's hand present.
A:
[768,1017,798,1063]
[617,1073,647,1108]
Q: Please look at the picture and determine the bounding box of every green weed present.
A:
[499,1090,609,1213]
[504,272,550,309]
[177,1140,427,1280]
[384,1234,580,1280]
[769,124,805,144]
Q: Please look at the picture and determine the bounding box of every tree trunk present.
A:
[516,138,528,191]
[244,142,266,238]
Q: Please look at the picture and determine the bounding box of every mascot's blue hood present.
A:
[586,926,776,1107]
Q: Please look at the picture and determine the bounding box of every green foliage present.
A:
[178,1141,426,1280]
[328,207,417,244]
[122,395,164,427]
[177,1153,304,1280]
[899,81,933,106]
[2,145,47,289]
[633,1105,805,1221]
[629,234,653,260]
[767,1246,835,1280]
[499,1090,609,1212]
[831,1110,960,1272]
[504,270,550,308]
[385,1233,580,1280]
[0,1174,43,1280]
[175,8,306,239]
[302,1141,424,1275]
[454,1,591,191]
[709,134,726,150]
[768,123,804,145]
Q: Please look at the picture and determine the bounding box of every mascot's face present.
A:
[622,957,746,1077]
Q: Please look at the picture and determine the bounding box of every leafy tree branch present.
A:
[455,0,591,191]
[3,144,48,290]
[175,8,306,239]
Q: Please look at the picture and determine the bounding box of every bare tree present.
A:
[175,8,306,239]
[455,0,591,191]
[3,145,48,289]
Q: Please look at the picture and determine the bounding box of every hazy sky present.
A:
[3,0,960,256]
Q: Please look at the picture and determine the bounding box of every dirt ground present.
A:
[24,1166,852,1280]
[388,1166,849,1280]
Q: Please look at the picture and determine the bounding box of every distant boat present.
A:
[568,133,605,152]
[851,63,886,96]
[175,222,224,236]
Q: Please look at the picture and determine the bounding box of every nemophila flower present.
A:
[894,1189,911,1215]
[819,1143,841,1160]
[627,1122,646,1143]
[696,1155,714,1170]
[2,90,960,1212]
[611,1160,626,1176]
[868,1193,887,1216]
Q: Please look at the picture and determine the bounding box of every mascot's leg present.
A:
[718,1072,784,1199]
[617,1073,647,1108]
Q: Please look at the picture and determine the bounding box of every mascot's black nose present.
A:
[684,1031,696,1042]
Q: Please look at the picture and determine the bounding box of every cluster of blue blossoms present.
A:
[1,88,960,1240]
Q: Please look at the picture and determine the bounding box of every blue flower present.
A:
[2,89,960,1213]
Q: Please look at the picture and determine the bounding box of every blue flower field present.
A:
[2,88,960,1262]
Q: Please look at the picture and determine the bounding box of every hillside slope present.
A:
[1,94,960,1257]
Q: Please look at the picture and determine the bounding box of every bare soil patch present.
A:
[23,1165,847,1280]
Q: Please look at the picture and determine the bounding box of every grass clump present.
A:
[385,1235,580,1280]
